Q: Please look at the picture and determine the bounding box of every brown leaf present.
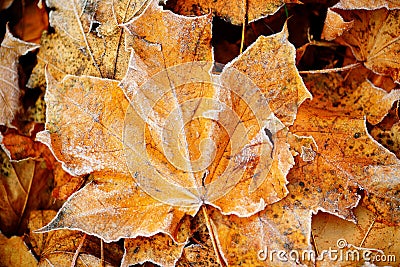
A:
[288,80,400,224]
[1,130,84,201]
[37,1,309,263]
[27,0,149,90]
[36,73,129,176]
[321,8,354,41]
[38,172,188,242]
[122,234,185,267]
[0,148,55,236]
[209,198,312,266]
[168,0,301,25]
[370,121,400,158]
[0,25,39,127]
[334,0,400,10]
[327,8,400,83]
[12,0,48,43]
[0,233,38,267]
[28,210,123,267]
[303,73,400,125]
[312,204,400,265]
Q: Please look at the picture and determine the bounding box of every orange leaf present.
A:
[327,8,400,83]
[0,233,38,266]
[28,210,123,266]
[169,0,301,25]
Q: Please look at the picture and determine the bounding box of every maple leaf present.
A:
[168,0,301,25]
[27,0,148,90]
[0,147,55,236]
[0,25,38,127]
[0,232,38,266]
[209,73,400,266]
[312,204,400,266]
[322,8,400,83]
[1,130,84,201]
[35,1,310,265]
[28,210,123,266]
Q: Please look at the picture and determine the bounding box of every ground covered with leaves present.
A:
[0,0,400,266]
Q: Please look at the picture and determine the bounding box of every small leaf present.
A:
[0,233,38,267]
[328,8,400,83]
[28,210,123,266]
[0,25,38,127]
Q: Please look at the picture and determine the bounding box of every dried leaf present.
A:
[169,0,301,25]
[312,204,400,266]
[37,1,309,256]
[329,8,400,83]
[1,130,84,201]
[122,234,185,267]
[28,210,123,267]
[370,121,400,158]
[0,26,39,127]
[288,76,400,224]
[209,199,313,266]
[0,149,54,236]
[36,73,129,176]
[0,233,38,267]
[28,0,149,90]
[334,0,400,10]
[38,171,188,242]
[12,0,48,43]
[303,73,400,125]
[321,8,354,41]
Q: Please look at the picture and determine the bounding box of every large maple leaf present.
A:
[35,0,310,265]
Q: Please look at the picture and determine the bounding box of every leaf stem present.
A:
[239,0,248,54]
[71,233,86,267]
[202,206,226,267]
[298,63,361,74]
[359,217,376,247]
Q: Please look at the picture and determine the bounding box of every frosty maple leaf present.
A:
[322,8,400,83]
[27,0,148,91]
[35,1,310,265]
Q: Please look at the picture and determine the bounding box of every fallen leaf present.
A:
[168,0,301,25]
[370,121,400,158]
[27,0,149,90]
[12,0,48,43]
[303,73,400,125]
[28,210,123,266]
[333,0,400,10]
[209,199,312,266]
[1,130,84,201]
[324,8,400,83]
[0,232,38,267]
[312,204,400,266]
[0,25,39,127]
[122,233,186,267]
[36,2,310,263]
[37,171,188,242]
[0,0,13,11]
[321,8,353,41]
[288,73,400,225]
[0,148,55,236]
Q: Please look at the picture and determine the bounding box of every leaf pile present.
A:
[1,0,400,266]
